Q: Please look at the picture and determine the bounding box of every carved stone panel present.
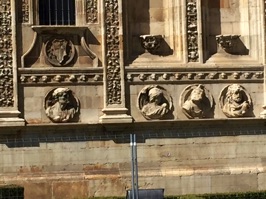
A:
[44,88,80,123]
[44,37,76,67]
[123,0,183,66]
[137,85,173,120]
[86,0,98,23]
[219,84,252,118]
[105,0,121,105]
[204,0,262,63]
[0,0,13,107]
[21,0,29,23]
[186,0,199,62]
[180,84,214,119]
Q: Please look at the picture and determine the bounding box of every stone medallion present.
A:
[45,38,75,66]
[44,88,80,123]
[180,84,214,119]
[219,84,252,118]
[137,85,173,120]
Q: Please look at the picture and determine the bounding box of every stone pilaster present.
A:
[0,0,24,126]
[99,0,132,123]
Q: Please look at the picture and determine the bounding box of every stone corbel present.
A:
[216,34,241,54]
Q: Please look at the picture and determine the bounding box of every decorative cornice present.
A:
[0,0,13,107]
[19,74,103,85]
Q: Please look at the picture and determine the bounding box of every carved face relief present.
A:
[180,84,214,119]
[44,88,79,123]
[45,38,75,66]
[137,85,173,120]
[219,84,252,118]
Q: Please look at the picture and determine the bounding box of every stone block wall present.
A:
[1,122,266,198]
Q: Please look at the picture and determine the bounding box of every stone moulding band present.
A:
[125,71,264,83]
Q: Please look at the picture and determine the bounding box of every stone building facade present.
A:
[1,0,266,198]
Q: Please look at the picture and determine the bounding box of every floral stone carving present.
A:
[138,85,173,120]
[45,88,79,123]
[44,38,75,66]
[180,84,214,119]
[219,84,252,118]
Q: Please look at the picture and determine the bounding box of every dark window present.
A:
[39,0,75,25]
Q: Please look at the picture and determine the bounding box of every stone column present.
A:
[0,0,24,126]
[99,0,132,123]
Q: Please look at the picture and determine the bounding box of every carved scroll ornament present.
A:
[45,88,79,123]
[219,84,252,118]
[180,84,214,119]
[137,85,173,120]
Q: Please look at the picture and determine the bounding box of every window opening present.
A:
[39,0,75,25]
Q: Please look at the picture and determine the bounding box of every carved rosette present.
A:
[219,84,252,118]
[44,88,80,123]
[137,85,173,120]
[180,84,214,119]
[86,0,98,23]
[44,38,75,67]
[186,0,199,62]
[0,0,13,107]
[105,0,121,104]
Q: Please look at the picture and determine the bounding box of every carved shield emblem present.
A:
[45,38,75,66]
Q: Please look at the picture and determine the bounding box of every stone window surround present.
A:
[27,0,87,26]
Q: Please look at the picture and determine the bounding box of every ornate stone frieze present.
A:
[45,88,80,123]
[44,38,75,67]
[186,0,199,62]
[21,0,29,23]
[0,0,13,107]
[19,74,103,85]
[126,71,263,83]
[105,0,121,104]
[86,0,98,23]
[180,84,214,119]
[219,84,252,118]
[137,85,173,120]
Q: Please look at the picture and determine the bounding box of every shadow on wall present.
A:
[1,119,265,148]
